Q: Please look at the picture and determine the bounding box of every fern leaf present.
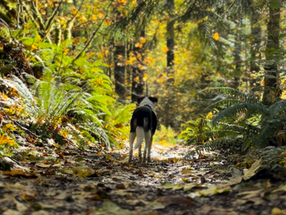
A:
[203,87,247,100]
[212,102,268,126]
[269,99,286,118]
[205,98,243,111]
[256,119,286,147]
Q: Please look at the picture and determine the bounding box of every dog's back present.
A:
[130,106,153,133]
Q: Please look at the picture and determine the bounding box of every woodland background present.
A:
[0,0,285,154]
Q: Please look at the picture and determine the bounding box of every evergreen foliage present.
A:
[181,87,286,153]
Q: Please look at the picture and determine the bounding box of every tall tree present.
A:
[262,0,282,105]
[131,31,146,102]
[114,42,126,102]
[249,5,262,88]
[164,0,175,127]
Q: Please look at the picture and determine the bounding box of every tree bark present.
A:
[131,31,145,103]
[114,43,126,102]
[164,0,175,127]
[249,8,262,88]
[262,2,281,105]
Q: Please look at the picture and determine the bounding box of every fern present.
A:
[203,87,249,101]
[256,119,286,147]
[1,73,82,125]
[181,87,286,155]
[212,102,268,126]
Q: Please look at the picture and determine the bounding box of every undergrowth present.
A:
[180,87,286,155]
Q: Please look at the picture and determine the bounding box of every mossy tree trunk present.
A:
[262,1,281,105]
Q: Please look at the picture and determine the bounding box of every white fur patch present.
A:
[134,127,144,149]
[139,97,155,112]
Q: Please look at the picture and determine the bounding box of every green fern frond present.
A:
[269,99,286,118]
[256,119,286,147]
[205,98,243,111]
[212,102,268,126]
[203,87,247,100]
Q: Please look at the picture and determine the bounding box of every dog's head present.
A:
[137,96,158,105]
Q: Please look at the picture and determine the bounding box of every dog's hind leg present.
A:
[143,131,151,163]
[138,145,142,163]
[128,132,136,163]
[147,136,153,162]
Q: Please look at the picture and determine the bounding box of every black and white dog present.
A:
[128,96,158,163]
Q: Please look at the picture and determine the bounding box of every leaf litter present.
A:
[0,141,286,214]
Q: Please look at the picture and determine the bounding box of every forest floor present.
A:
[1,141,286,215]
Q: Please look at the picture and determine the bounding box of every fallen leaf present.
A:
[115,183,125,189]
[183,183,196,192]
[243,158,262,180]
[271,207,286,215]
[156,195,193,207]
[95,200,133,215]
[189,185,229,198]
[272,184,286,193]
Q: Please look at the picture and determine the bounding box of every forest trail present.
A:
[0,142,285,215]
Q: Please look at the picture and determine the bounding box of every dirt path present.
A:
[0,142,285,215]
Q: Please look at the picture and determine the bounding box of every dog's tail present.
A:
[134,126,144,149]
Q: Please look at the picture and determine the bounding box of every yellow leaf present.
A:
[135,43,143,48]
[24,23,30,29]
[213,32,220,40]
[162,47,169,52]
[0,135,17,147]
[132,0,138,7]
[140,37,146,44]
[54,143,61,148]
[272,207,286,215]
[31,44,38,50]
[97,52,104,59]
[91,15,97,20]
[143,74,148,81]
[117,6,123,11]
[63,49,69,55]
[105,20,111,25]
[1,93,8,100]
[157,77,164,83]
[72,9,77,15]
[206,112,213,119]
[138,64,144,70]
[3,123,17,131]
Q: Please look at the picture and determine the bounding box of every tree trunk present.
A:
[164,0,175,127]
[249,8,262,88]
[114,43,126,102]
[131,31,145,103]
[262,2,281,105]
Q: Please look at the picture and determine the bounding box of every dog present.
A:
[128,96,158,163]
